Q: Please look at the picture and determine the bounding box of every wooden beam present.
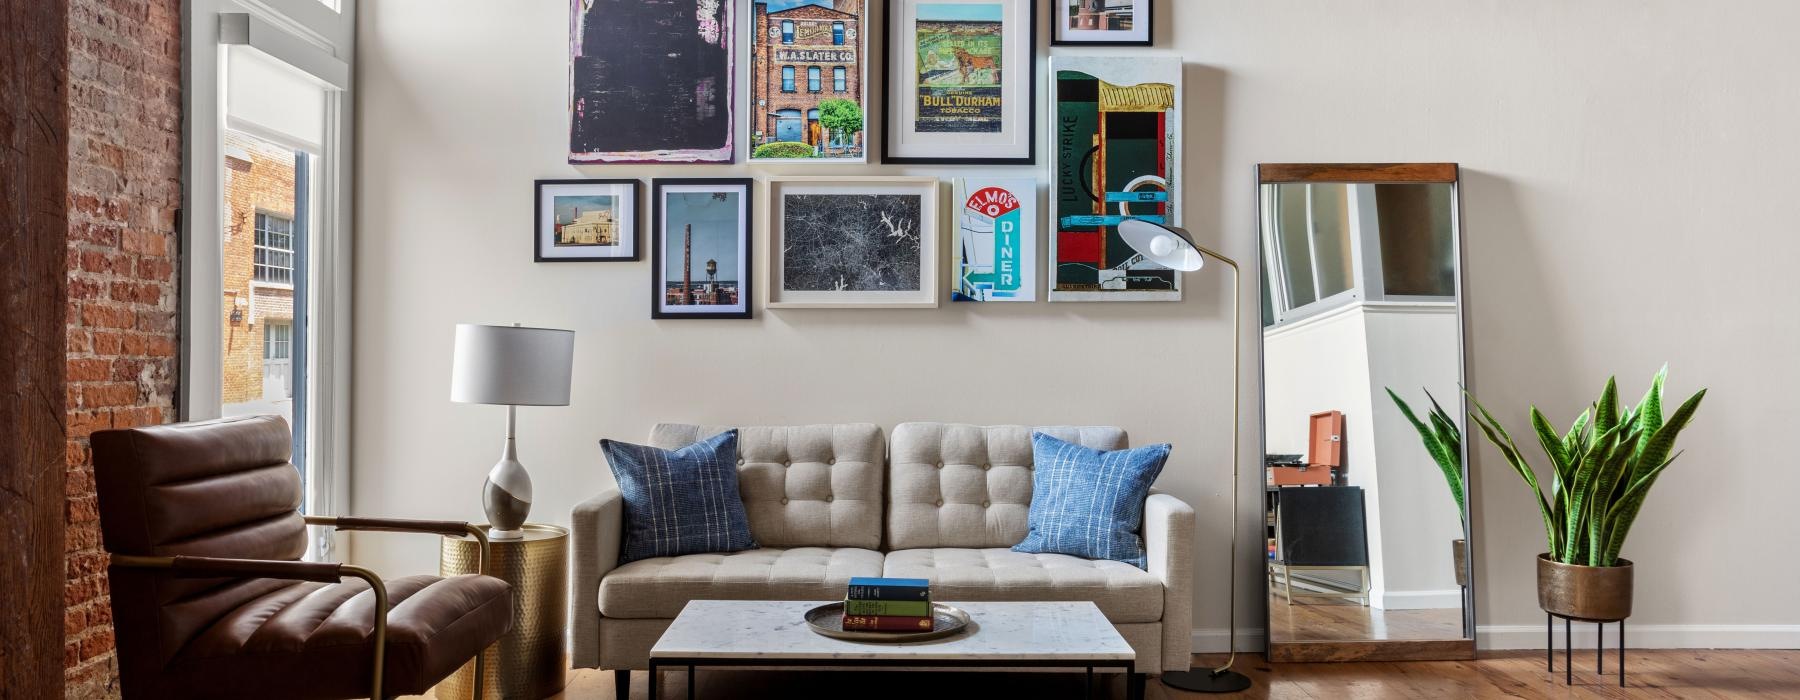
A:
[0,0,70,696]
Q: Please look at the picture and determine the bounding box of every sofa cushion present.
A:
[882,548,1163,624]
[1013,432,1170,569]
[599,547,884,619]
[887,423,1127,550]
[651,424,884,549]
[602,430,758,565]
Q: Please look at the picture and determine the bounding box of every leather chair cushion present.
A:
[882,548,1164,623]
[157,574,511,699]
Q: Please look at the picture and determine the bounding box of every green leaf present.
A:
[1595,376,1621,433]
[1632,365,1668,462]
[1468,393,1561,557]
[1586,436,1635,565]
[1565,425,1620,564]
[1601,451,1683,565]
[1388,388,1465,512]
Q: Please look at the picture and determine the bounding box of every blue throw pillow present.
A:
[1013,432,1171,569]
[601,429,757,565]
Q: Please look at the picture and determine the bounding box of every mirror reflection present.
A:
[1258,178,1471,650]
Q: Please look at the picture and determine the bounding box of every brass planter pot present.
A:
[1452,539,1469,587]
[1537,553,1633,621]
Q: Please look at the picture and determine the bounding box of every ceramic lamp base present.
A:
[488,527,525,541]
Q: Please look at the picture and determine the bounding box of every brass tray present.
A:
[804,602,971,643]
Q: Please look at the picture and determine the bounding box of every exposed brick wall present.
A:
[64,0,182,696]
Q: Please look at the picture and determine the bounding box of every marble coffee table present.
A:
[647,600,1141,700]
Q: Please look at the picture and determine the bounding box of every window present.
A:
[833,66,847,92]
[807,66,821,92]
[1260,182,1458,327]
[254,213,296,284]
[264,322,292,360]
[781,66,795,92]
[781,20,795,43]
[832,21,845,45]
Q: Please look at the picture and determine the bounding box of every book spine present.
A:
[845,585,931,602]
[841,615,934,632]
[843,600,931,617]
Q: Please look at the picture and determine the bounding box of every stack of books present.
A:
[841,577,932,632]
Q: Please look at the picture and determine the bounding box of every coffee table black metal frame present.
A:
[646,656,1145,700]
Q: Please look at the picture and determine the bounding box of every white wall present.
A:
[354,0,1800,650]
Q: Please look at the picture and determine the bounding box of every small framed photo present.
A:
[652,179,754,320]
[882,0,1037,164]
[766,176,941,309]
[535,179,640,262]
[1050,0,1152,46]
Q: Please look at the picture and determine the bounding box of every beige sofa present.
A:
[570,422,1196,678]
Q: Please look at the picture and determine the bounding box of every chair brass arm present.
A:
[304,515,491,575]
[110,555,392,700]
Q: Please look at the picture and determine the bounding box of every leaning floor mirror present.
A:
[1255,163,1475,662]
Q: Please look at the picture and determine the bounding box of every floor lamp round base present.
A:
[1160,668,1253,693]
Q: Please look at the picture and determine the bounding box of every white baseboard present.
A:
[1378,589,1463,610]
[1478,624,1800,650]
[1191,628,1266,653]
[1191,625,1800,652]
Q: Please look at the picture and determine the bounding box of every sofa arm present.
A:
[570,488,624,669]
[1145,492,1196,673]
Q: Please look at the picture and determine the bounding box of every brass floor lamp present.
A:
[1118,219,1253,694]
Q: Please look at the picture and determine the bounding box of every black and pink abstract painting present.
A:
[570,0,735,163]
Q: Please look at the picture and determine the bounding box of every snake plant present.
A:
[1387,388,1465,512]
[1467,366,1705,567]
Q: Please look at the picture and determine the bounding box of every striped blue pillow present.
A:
[601,429,757,565]
[1013,432,1171,569]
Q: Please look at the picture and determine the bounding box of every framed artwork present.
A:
[951,178,1037,302]
[652,179,755,320]
[766,177,941,308]
[535,179,640,262]
[1048,56,1181,301]
[747,0,868,163]
[882,0,1036,164]
[569,0,734,163]
[1050,0,1152,46]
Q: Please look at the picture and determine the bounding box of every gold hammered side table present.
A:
[438,523,568,700]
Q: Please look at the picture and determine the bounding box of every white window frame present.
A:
[1260,182,1460,329]
[183,0,355,561]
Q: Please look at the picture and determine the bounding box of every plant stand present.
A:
[1546,612,1626,687]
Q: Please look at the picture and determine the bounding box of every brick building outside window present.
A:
[221,131,299,416]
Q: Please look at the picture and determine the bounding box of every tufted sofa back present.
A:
[886,423,1127,550]
[650,423,885,550]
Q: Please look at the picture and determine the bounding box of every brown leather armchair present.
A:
[93,415,514,699]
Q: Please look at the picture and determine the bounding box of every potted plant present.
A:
[1466,366,1704,621]
[1387,388,1469,587]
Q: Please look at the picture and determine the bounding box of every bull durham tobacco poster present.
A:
[882,0,1035,164]
[569,0,735,163]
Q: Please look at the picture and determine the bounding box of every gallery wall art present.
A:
[536,179,641,262]
[952,178,1037,302]
[883,0,1036,164]
[569,0,734,163]
[1051,0,1152,46]
[1048,56,1182,301]
[652,179,754,319]
[766,177,940,307]
[748,0,868,162]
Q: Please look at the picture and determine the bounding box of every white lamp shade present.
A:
[1118,219,1206,272]
[450,324,575,406]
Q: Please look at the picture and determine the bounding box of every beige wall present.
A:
[354,1,1800,650]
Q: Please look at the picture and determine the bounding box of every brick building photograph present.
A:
[750,0,865,159]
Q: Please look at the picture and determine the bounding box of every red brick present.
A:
[66,410,114,440]
[68,358,111,382]
[120,228,166,256]
[81,382,138,407]
[79,303,135,330]
[69,277,105,300]
[108,280,162,305]
[66,498,102,527]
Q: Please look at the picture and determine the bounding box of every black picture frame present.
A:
[650,178,755,320]
[1048,0,1153,47]
[881,0,1037,165]
[534,178,641,262]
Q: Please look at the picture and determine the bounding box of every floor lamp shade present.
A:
[450,324,575,407]
[450,323,575,540]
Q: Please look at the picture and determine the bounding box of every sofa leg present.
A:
[614,669,630,699]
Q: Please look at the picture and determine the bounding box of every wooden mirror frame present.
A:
[1254,163,1475,662]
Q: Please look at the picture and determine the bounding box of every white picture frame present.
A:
[765,176,942,308]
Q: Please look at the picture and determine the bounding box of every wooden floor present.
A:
[1266,592,1465,642]
[416,651,1800,699]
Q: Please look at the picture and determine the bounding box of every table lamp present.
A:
[450,323,575,540]
[1117,219,1253,694]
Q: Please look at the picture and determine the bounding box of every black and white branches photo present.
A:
[781,194,925,292]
